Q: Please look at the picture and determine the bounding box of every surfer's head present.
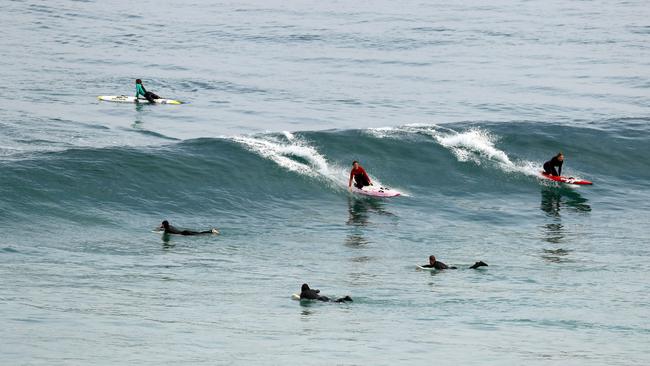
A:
[429,255,436,265]
[161,220,170,230]
[301,283,310,292]
[136,79,142,84]
[556,152,564,161]
[352,160,359,168]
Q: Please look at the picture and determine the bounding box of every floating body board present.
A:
[98,95,182,105]
[540,172,592,185]
[351,186,401,198]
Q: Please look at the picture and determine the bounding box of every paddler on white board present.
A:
[134,79,161,103]
[348,160,373,190]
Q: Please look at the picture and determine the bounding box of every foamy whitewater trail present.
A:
[368,124,541,177]
[230,131,406,194]
[231,132,351,190]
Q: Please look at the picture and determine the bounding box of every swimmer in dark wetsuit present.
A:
[348,160,372,190]
[420,255,457,270]
[159,220,219,235]
[299,284,353,303]
[420,256,488,270]
[135,79,161,104]
[543,152,564,177]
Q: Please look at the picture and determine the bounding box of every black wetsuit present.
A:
[300,286,352,303]
[543,157,563,176]
[301,288,329,301]
[164,225,213,236]
[469,261,488,269]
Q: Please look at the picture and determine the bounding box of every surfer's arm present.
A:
[135,84,147,98]
[558,161,563,176]
[348,171,353,187]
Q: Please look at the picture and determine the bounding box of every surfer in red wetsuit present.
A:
[348,160,373,189]
[543,152,564,176]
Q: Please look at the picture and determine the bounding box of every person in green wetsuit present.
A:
[135,79,160,103]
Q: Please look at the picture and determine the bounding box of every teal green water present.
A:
[1,0,650,364]
[2,122,650,364]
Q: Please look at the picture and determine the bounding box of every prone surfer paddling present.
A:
[420,255,488,270]
[158,220,219,235]
[348,160,372,190]
[420,255,457,270]
[543,152,564,177]
[135,79,161,103]
[299,284,353,303]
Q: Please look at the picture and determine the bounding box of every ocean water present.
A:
[1,1,650,365]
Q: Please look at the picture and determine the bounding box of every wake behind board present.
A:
[98,95,183,105]
[540,172,592,185]
[351,186,401,198]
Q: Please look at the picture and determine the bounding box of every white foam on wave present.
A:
[231,132,351,190]
[367,124,540,177]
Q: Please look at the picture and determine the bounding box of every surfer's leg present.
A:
[543,162,552,174]
[180,230,202,235]
[335,296,353,303]
[144,91,156,103]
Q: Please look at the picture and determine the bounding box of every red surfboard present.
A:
[540,172,593,185]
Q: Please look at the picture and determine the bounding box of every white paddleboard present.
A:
[98,95,183,105]
[291,293,301,300]
[350,186,401,198]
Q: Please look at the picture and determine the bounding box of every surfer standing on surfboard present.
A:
[348,160,373,189]
[543,152,564,177]
[135,79,161,103]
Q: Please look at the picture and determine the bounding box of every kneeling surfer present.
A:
[159,220,219,235]
[299,284,352,303]
[543,152,564,177]
[348,160,372,190]
[135,79,161,103]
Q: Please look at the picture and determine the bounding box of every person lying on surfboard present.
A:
[158,220,219,235]
[420,255,457,269]
[543,152,564,177]
[299,284,353,303]
[419,255,488,270]
[348,160,373,190]
[135,79,161,103]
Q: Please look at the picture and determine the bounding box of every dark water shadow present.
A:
[345,196,395,249]
[346,196,395,227]
[345,234,370,248]
[539,187,590,263]
[161,233,175,249]
[540,187,591,218]
[541,248,574,263]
